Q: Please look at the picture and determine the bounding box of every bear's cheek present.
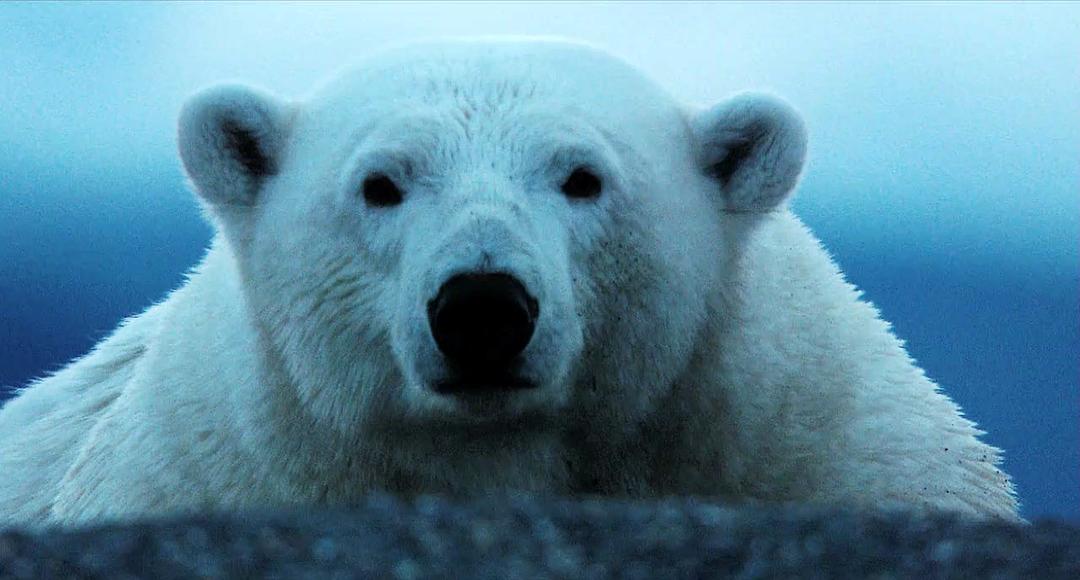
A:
[525,240,584,381]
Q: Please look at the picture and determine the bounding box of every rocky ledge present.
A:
[1,495,1077,579]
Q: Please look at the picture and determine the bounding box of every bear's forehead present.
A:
[304,39,685,140]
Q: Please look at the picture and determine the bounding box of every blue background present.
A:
[1,2,1076,521]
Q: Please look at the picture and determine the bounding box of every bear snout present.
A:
[426,272,539,392]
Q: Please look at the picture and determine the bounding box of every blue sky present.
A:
[1,2,1077,520]
[1,2,1076,270]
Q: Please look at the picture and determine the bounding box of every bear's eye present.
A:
[561,167,602,200]
[362,174,404,207]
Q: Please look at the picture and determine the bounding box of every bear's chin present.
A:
[406,399,559,435]
[407,376,563,431]
[433,375,537,395]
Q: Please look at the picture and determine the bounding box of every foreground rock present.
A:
[1,495,1076,578]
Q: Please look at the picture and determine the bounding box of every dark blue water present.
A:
[1,159,1075,522]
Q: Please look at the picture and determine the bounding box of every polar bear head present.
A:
[177,39,806,443]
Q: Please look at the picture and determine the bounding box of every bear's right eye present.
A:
[362,174,404,207]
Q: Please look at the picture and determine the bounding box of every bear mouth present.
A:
[433,373,537,395]
[430,371,539,419]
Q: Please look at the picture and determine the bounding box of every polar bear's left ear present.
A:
[692,93,807,213]
[178,84,292,208]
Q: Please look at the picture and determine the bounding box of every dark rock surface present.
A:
[1,495,1078,579]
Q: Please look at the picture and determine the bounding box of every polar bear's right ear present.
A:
[178,84,292,208]
[692,93,807,213]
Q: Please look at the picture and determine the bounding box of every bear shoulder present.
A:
[0,302,162,526]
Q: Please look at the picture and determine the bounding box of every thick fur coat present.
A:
[0,39,1017,527]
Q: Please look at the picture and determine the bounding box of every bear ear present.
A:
[177,84,292,208]
[692,93,807,213]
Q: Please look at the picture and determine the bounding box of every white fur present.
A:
[0,38,1018,527]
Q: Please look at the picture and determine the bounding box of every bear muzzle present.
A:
[427,272,540,394]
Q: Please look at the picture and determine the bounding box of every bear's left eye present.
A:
[362,174,404,207]
[561,167,603,200]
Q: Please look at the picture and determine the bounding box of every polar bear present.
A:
[0,38,1018,527]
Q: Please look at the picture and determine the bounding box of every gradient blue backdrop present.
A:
[1,2,1076,521]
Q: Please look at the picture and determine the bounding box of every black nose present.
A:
[428,273,539,374]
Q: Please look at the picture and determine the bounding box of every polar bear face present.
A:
[178,40,807,443]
